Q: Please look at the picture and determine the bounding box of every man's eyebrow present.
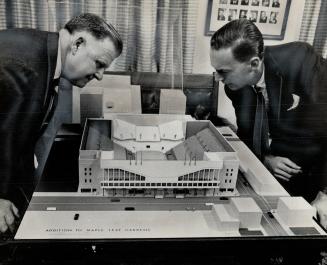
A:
[96,60,108,68]
[216,69,230,73]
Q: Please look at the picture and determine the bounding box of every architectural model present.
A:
[16,114,321,239]
[212,197,263,232]
[78,115,240,198]
[276,196,316,227]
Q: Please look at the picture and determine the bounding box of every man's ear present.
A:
[250,57,261,70]
[71,37,84,55]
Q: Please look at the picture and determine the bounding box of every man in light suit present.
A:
[0,13,123,233]
[210,19,327,227]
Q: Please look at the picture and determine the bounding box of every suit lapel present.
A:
[264,48,283,122]
[43,32,59,108]
[265,66,282,121]
[39,32,59,136]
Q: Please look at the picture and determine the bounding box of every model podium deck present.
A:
[78,115,239,198]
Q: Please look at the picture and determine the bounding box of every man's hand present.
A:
[264,155,302,181]
[311,191,327,229]
[0,199,19,233]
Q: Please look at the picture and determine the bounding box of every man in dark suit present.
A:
[262,0,270,7]
[239,10,248,19]
[259,11,268,23]
[241,0,249,5]
[272,0,280,7]
[0,13,123,233]
[269,12,278,24]
[249,11,258,22]
[218,9,226,21]
[251,0,260,6]
[228,9,237,21]
[210,19,327,227]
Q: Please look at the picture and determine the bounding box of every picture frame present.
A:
[205,0,292,40]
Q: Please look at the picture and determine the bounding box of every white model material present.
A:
[217,126,238,140]
[229,197,262,229]
[159,89,186,114]
[212,204,240,232]
[77,75,141,123]
[16,120,327,239]
[103,86,142,114]
[82,75,142,114]
[113,120,185,153]
[211,197,262,231]
[228,139,288,196]
[78,115,240,198]
[276,196,316,227]
[15,209,241,240]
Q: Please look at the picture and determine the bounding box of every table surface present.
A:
[1,125,327,265]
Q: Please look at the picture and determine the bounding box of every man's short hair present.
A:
[65,13,123,55]
[210,19,264,62]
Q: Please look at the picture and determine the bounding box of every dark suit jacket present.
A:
[0,29,58,208]
[225,42,327,195]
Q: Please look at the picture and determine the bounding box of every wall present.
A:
[192,0,306,124]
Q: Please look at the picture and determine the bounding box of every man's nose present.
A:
[95,68,104,81]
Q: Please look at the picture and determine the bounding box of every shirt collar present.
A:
[53,36,61,80]
[252,63,269,107]
[255,63,265,90]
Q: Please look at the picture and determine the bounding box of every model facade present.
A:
[78,115,239,198]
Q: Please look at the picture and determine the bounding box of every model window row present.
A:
[100,182,219,187]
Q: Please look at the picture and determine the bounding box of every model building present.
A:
[78,115,239,198]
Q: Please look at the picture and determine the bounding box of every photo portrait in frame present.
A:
[205,0,292,40]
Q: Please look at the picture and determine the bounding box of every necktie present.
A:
[52,78,60,88]
[39,78,59,137]
[253,86,269,160]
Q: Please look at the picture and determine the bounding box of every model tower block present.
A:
[229,197,262,229]
[276,197,316,227]
[211,197,262,231]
